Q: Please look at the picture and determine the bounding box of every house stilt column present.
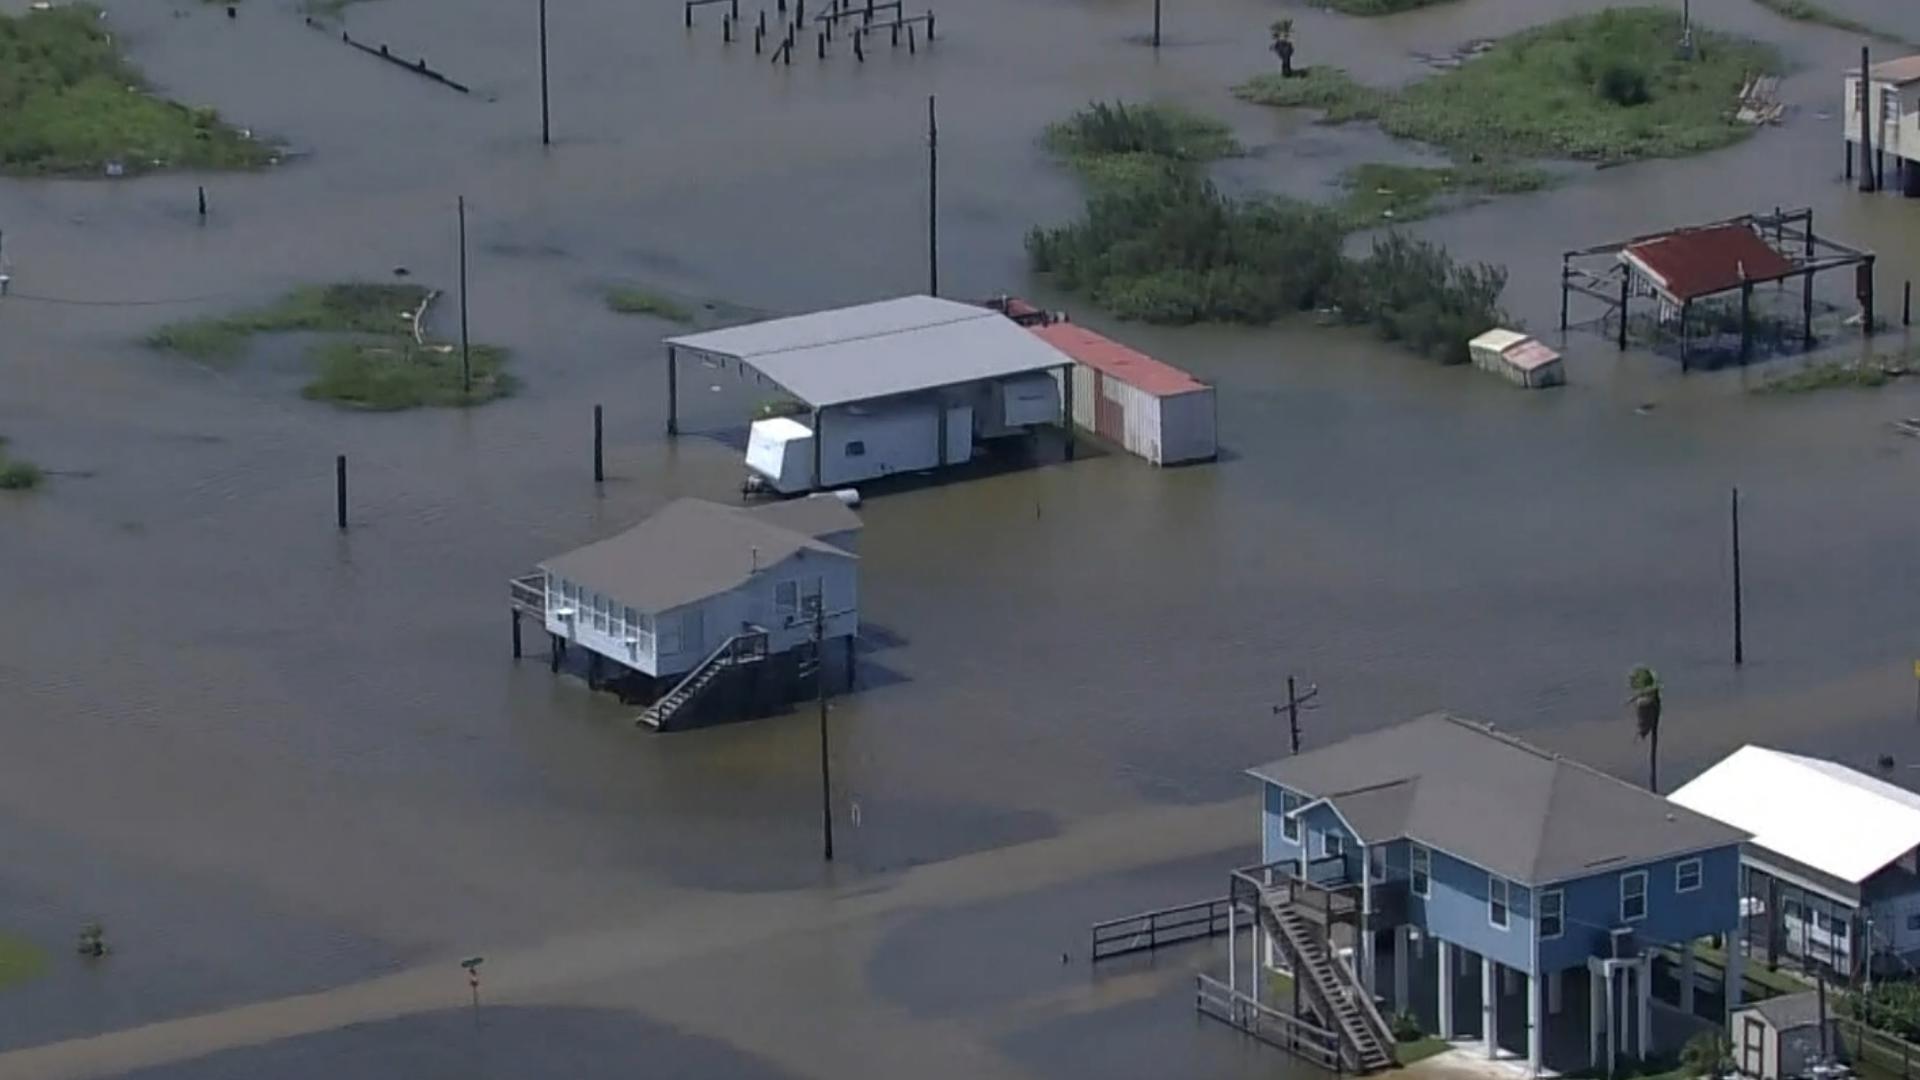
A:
[1393,926,1410,1013]
[1227,894,1238,994]
[1439,940,1456,1039]
[1637,955,1652,1059]
[1484,955,1498,1058]
[1588,964,1603,1070]
[1680,946,1696,1014]
[1548,968,1563,1015]
[1604,965,1619,1077]
[1528,971,1543,1076]
[1727,937,1746,1016]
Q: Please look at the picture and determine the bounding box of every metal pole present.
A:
[458,196,471,395]
[1863,46,1877,193]
[593,404,604,482]
[817,608,834,862]
[1732,486,1744,666]
[1152,0,1160,48]
[666,345,679,435]
[1287,675,1300,754]
[335,455,348,530]
[927,95,938,297]
[539,0,551,146]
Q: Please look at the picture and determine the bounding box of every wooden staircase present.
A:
[1259,892,1397,1074]
[638,628,768,731]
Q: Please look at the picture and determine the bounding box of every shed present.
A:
[1731,991,1841,1079]
[1029,322,1217,465]
[662,296,1077,493]
[1467,329,1565,388]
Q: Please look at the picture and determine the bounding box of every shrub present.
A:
[1680,1030,1732,1077]
[1847,984,1920,1042]
[1390,1012,1424,1042]
[1333,232,1508,362]
[1594,60,1652,106]
[1043,101,1238,163]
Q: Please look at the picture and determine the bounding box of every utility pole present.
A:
[815,604,833,862]
[1152,0,1161,48]
[1862,45,1877,194]
[1273,677,1320,755]
[927,94,938,297]
[1731,486,1744,666]
[458,196,471,396]
[539,0,551,146]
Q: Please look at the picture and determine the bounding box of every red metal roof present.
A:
[1029,322,1208,397]
[1621,224,1794,303]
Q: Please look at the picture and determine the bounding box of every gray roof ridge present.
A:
[684,305,993,360]
[1325,776,1420,799]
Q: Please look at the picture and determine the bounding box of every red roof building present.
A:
[1620,224,1795,304]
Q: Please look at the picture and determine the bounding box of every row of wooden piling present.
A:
[688,0,935,64]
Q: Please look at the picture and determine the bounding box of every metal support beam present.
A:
[1618,272,1631,350]
[1559,255,1571,331]
[666,345,679,436]
[1739,280,1753,364]
[811,407,825,491]
[1062,364,1075,461]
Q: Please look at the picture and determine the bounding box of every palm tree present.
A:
[1270,19,1296,78]
[1627,665,1663,792]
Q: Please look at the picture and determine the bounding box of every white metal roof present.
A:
[665,295,1073,408]
[1668,745,1920,884]
[1471,328,1530,353]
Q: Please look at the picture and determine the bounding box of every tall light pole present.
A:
[815,605,833,862]
[539,0,551,145]
[927,95,938,297]
[457,195,471,396]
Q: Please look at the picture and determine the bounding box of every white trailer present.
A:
[745,397,982,495]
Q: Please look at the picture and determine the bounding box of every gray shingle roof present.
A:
[540,498,855,614]
[1249,713,1747,885]
[1744,991,1830,1031]
[742,494,863,539]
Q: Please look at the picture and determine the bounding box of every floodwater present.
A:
[2,0,1920,1073]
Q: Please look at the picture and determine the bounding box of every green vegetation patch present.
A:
[1336,161,1551,228]
[605,286,694,323]
[149,284,432,363]
[0,437,44,491]
[0,6,278,176]
[0,932,48,989]
[148,283,515,410]
[1042,101,1239,167]
[1751,0,1909,43]
[1029,102,1508,358]
[1396,1036,1451,1065]
[1755,360,1905,394]
[1320,0,1458,14]
[1238,8,1783,163]
[303,341,515,410]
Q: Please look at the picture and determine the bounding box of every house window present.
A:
[592,594,609,632]
[1281,792,1301,843]
[775,580,798,617]
[1322,832,1343,859]
[547,575,560,609]
[846,440,867,458]
[1621,870,1649,923]
[1540,889,1564,940]
[1884,87,1900,126]
[1907,913,1920,932]
[1369,847,1387,882]
[1411,844,1431,898]
[1676,858,1703,894]
[658,614,683,655]
[1489,875,1510,929]
[611,604,626,638]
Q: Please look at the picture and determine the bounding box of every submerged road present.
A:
[0,796,1254,1080]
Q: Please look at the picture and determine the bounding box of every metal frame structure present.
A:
[1559,208,1876,371]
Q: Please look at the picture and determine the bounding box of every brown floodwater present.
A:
[1,0,1919,1074]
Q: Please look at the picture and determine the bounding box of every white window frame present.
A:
[1539,889,1564,940]
[1281,792,1301,843]
[1675,858,1703,894]
[1489,875,1510,930]
[1621,870,1649,923]
[1321,832,1343,860]
[1410,843,1431,898]
[592,594,609,632]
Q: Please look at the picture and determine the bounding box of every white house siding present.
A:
[1844,77,1920,162]
[543,548,856,679]
[1157,389,1218,465]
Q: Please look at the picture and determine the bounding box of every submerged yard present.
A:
[0,6,276,176]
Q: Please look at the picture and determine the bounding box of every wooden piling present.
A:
[512,610,523,658]
[335,455,348,530]
[1617,273,1630,350]
[1905,280,1912,326]
[684,1,693,26]
[755,23,763,52]
[853,26,863,60]
[197,185,207,219]
[907,23,915,52]
[926,9,934,38]
[550,634,562,673]
[594,404,605,482]
[818,28,826,56]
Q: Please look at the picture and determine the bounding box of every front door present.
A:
[1742,1016,1765,1076]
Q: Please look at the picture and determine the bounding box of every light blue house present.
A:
[1232,713,1748,1075]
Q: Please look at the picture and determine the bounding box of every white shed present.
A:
[1029,321,1217,466]
[1468,329,1565,389]
[1731,992,1842,1080]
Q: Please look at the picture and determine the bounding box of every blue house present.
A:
[1229,713,1747,1075]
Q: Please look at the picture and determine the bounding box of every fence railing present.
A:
[1837,1016,1920,1080]
[1090,896,1247,961]
[1195,973,1343,1073]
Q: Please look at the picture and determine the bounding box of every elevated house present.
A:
[1670,745,1920,980]
[1223,713,1746,1076]
[510,494,860,730]
[1844,55,1920,195]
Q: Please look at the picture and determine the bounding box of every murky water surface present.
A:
[2,0,1920,1073]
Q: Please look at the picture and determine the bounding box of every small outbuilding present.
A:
[511,494,861,730]
[1844,54,1920,194]
[1029,321,1217,465]
[1468,329,1565,389]
[1730,991,1842,1080]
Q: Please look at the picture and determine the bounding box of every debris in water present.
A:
[1634,402,1657,415]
